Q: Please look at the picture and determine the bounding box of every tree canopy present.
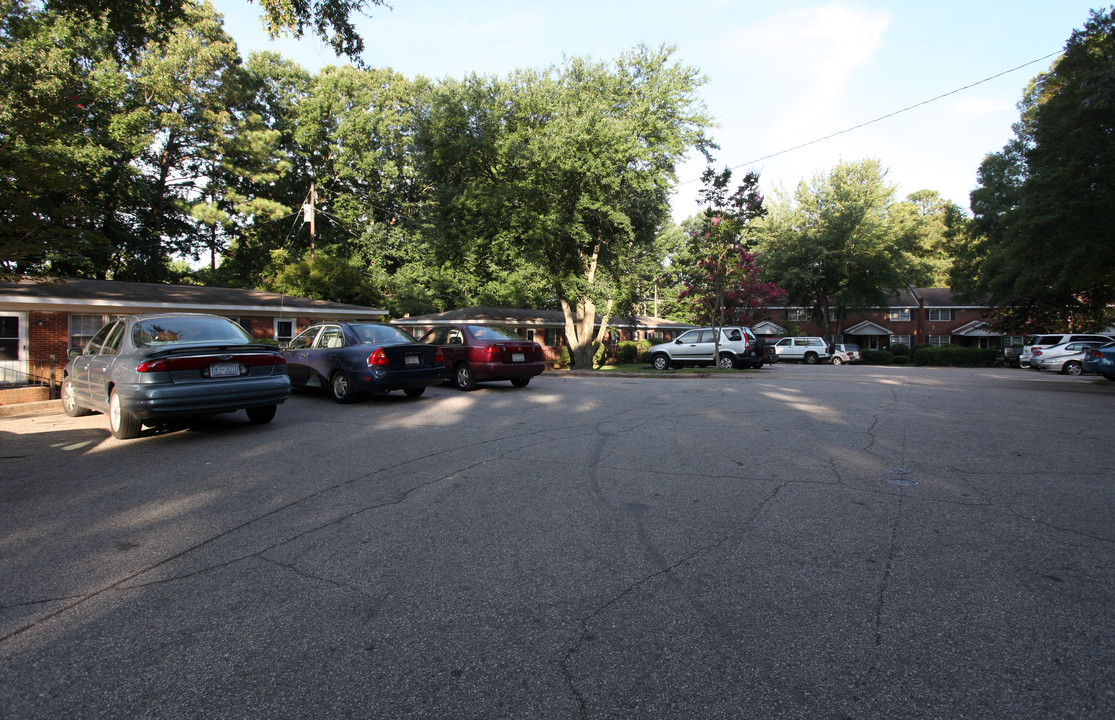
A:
[756,159,940,338]
[418,45,712,367]
[953,8,1115,332]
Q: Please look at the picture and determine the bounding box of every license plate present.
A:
[512,353,525,362]
[209,361,241,377]
[405,355,419,366]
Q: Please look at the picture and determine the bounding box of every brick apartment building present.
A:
[0,278,386,391]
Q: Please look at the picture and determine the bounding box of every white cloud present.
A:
[729,3,891,142]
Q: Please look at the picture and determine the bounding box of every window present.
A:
[892,335,911,347]
[525,329,535,341]
[928,335,950,347]
[886,309,911,322]
[315,326,344,349]
[544,328,563,346]
[275,319,294,345]
[787,309,807,322]
[100,322,126,355]
[287,326,320,350]
[927,309,953,322]
[70,314,122,351]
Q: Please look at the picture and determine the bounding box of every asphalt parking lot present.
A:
[1,365,1113,719]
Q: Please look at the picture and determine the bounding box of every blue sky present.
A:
[212,0,1102,221]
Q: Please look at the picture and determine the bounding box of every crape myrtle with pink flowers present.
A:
[678,166,785,365]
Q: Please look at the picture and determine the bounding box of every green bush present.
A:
[892,355,911,365]
[890,343,911,357]
[614,340,642,364]
[913,346,999,367]
[553,346,573,369]
[861,350,894,365]
[637,338,653,362]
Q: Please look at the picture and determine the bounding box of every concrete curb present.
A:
[0,399,62,418]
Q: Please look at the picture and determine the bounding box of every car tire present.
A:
[511,377,531,388]
[832,356,844,366]
[247,405,277,424]
[718,354,736,370]
[651,354,671,371]
[454,363,476,391]
[404,387,426,397]
[331,371,357,403]
[61,378,92,417]
[804,352,819,365]
[1063,361,1083,376]
[108,389,141,440]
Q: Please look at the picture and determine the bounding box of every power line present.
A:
[686,51,1063,183]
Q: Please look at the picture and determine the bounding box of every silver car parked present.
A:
[648,326,767,370]
[61,313,291,439]
[1029,340,1106,375]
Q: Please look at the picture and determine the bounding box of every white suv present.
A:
[1020,333,1115,368]
[649,326,768,370]
[772,336,831,364]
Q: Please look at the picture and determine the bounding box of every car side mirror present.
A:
[675,339,683,345]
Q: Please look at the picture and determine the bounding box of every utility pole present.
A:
[302,183,316,260]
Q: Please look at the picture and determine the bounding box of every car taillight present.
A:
[368,348,390,366]
[137,359,168,373]
[435,348,444,362]
[484,344,505,355]
[1033,349,1043,356]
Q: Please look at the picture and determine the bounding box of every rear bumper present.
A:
[471,361,546,381]
[353,366,446,391]
[116,376,292,420]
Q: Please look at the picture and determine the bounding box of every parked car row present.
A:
[647,326,770,370]
[62,315,546,439]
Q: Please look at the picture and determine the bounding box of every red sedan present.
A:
[417,324,545,390]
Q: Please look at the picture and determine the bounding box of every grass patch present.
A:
[591,363,759,374]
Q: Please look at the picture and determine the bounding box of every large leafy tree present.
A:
[44,0,387,61]
[953,8,1115,332]
[419,44,712,368]
[0,1,124,276]
[757,159,916,338]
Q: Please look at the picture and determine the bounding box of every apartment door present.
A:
[0,313,27,383]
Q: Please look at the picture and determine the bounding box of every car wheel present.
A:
[718,354,736,370]
[1063,361,1083,376]
[247,405,277,424]
[511,377,531,388]
[804,352,819,365]
[331,371,357,403]
[61,378,91,417]
[108,389,141,440]
[454,363,476,391]
[652,354,671,371]
[832,356,844,366]
[404,387,426,397]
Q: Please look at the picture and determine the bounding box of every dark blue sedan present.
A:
[1082,341,1115,380]
[282,323,446,402]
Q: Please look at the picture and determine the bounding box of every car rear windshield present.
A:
[351,324,416,344]
[133,316,253,348]
[1026,335,1063,346]
[467,325,524,341]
